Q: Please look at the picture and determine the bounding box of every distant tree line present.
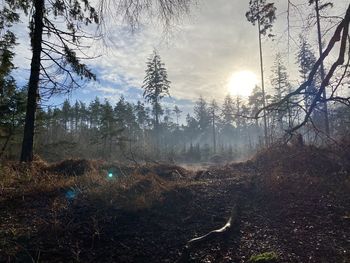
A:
[1,87,349,162]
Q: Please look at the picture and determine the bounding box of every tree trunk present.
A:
[154,97,160,155]
[20,0,44,162]
[257,16,269,147]
[315,0,330,136]
[212,109,216,154]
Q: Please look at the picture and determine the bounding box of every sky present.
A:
[9,0,350,121]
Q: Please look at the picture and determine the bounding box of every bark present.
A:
[257,16,269,147]
[212,109,216,154]
[20,0,44,162]
[315,0,330,136]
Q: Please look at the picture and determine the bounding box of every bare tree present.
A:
[98,0,193,30]
[310,0,333,135]
[257,4,350,137]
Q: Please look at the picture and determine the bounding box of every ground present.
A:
[0,145,349,262]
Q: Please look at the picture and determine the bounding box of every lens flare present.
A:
[65,190,76,200]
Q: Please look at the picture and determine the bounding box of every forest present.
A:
[1,0,350,262]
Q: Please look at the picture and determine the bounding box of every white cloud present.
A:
[10,0,350,110]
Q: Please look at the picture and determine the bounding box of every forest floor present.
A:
[0,144,349,262]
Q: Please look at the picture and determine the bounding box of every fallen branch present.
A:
[188,216,232,242]
[176,204,239,262]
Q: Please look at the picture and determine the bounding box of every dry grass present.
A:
[251,144,350,196]
[0,159,187,261]
[0,159,185,210]
[85,173,173,210]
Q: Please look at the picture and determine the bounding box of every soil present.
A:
[1,147,349,262]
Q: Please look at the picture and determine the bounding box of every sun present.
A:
[228,71,258,97]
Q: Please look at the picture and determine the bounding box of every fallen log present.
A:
[176,204,239,262]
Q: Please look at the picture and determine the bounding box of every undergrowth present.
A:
[0,144,349,262]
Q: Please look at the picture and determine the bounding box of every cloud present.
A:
[9,0,350,118]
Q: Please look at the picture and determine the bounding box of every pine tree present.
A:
[89,97,101,129]
[248,85,265,118]
[271,54,289,102]
[297,36,317,82]
[173,105,182,126]
[297,36,317,112]
[221,94,235,127]
[61,99,71,131]
[73,101,80,132]
[270,53,293,131]
[209,99,219,153]
[7,0,100,161]
[185,114,198,144]
[194,96,210,131]
[135,101,149,129]
[0,7,26,158]
[7,0,192,162]
[142,50,171,131]
[100,99,117,158]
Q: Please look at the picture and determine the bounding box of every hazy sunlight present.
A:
[228,71,258,97]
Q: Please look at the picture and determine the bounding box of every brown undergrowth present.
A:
[0,159,193,262]
[0,159,189,210]
[0,144,349,262]
[251,144,349,196]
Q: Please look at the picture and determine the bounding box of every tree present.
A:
[0,7,26,159]
[297,36,317,112]
[270,53,291,131]
[185,114,198,144]
[249,85,270,145]
[209,99,219,154]
[4,0,193,162]
[89,97,102,129]
[61,99,71,131]
[221,94,234,127]
[173,105,182,126]
[3,0,100,162]
[163,107,173,124]
[246,0,276,146]
[100,99,118,158]
[135,101,150,129]
[259,4,350,134]
[0,6,18,97]
[233,96,244,129]
[194,96,210,131]
[142,50,171,131]
[309,0,333,135]
[73,101,80,132]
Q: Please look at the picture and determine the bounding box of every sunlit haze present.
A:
[228,71,258,97]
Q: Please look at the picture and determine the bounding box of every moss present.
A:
[249,252,278,263]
